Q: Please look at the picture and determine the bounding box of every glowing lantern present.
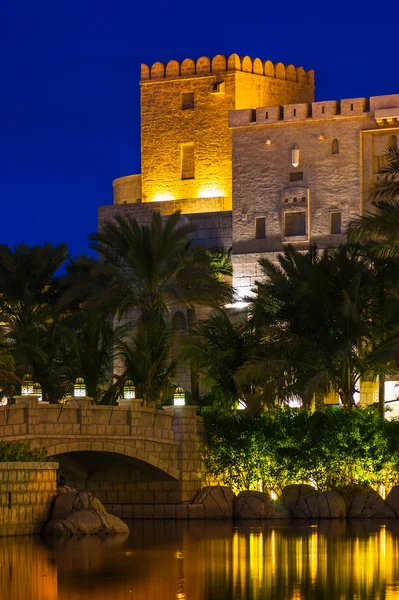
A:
[21,374,34,396]
[291,143,300,167]
[33,382,42,402]
[173,387,185,406]
[74,377,86,398]
[124,380,136,399]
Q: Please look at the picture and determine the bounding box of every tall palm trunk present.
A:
[378,374,385,419]
[187,307,199,403]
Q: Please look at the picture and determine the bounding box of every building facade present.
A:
[98,53,399,402]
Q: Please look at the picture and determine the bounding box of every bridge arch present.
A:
[46,440,180,480]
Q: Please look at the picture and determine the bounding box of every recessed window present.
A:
[332,139,340,155]
[321,106,325,114]
[265,111,269,119]
[250,109,256,123]
[182,92,194,110]
[293,108,297,117]
[211,80,225,94]
[330,212,342,234]
[255,217,266,239]
[350,103,354,111]
[285,212,306,236]
[289,172,304,182]
[181,143,195,180]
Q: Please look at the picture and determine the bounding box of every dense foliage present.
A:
[203,406,399,495]
[0,440,47,462]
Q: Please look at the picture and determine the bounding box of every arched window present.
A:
[332,139,340,155]
[388,135,398,150]
[172,311,187,330]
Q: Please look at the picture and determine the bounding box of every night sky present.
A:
[2,3,398,258]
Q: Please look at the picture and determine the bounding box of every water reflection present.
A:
[1,520,399,599]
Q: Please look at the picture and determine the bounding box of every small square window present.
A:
[182,92,194,110]
[255,217,266,239]
[285,212,306,237]
[330,212,342,234]
[289,172,304,182]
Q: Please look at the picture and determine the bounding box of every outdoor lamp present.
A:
[173,387,185,406]
[21,374,34,395]
[74,377,86,398]
[33,382,42,402]
[237,399,247,410]
[124,380,135,399]
[395,383,399,400]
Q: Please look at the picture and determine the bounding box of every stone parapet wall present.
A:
[105,502,206,519]
[99,204,232,250]
[0,462,58,536]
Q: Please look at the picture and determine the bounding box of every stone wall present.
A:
[230,94,399,297]
[0,462,58,536]
[99,204,232,251]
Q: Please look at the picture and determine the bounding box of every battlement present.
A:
[140,54,314,86]
[228,95,399,127]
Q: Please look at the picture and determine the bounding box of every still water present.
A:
[1,520,399,600]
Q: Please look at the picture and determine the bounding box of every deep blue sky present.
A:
[2,2,398,258]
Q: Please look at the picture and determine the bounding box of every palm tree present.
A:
[240,244,399,411]
[0,243,69,384]
[349,146,399,258]
[182,309,247,410]
[116,322,177,407]
[67,211,232,324]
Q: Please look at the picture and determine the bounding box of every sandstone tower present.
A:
[112,54,314,214]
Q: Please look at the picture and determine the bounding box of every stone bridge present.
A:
[0,397,205,515]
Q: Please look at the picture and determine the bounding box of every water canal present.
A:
[1,519,399,599]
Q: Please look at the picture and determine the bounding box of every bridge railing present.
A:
[0,397,176,440]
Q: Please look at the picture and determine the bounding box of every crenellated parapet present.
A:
[141,54,314,86]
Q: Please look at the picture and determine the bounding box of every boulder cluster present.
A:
[190,484,399,519]
[44,488,129,535]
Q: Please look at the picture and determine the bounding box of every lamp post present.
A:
[21,374,33,396]
[123,380,135,399]
[173,387,185,406]
[74,377,86,398]
[33,382,42,402]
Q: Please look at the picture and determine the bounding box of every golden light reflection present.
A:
[1,521,399,599]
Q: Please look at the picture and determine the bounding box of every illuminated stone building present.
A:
[98,53,399,399]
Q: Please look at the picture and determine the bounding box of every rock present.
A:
[56,485,76,496]
[280,484,316,513]
[44,491,129,536]
[292,491,346,519]
[343,487,395,518]
[234,491,290,519]
[193,486,236,518]
[385,486,399,516]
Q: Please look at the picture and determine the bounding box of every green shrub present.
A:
[203,406,399,495]
[0,440,47,462]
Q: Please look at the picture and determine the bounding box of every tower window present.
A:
[265,111,269,119]
[330,212,342,234]
[181,143,195,180]
[332,139,340,155]
[321,106,325,114]
[182,92,194,110]
[289,172,304,182]
[255,217,266,239]
[350,103,354,111]
[250,109,256,123]
[285,212,306,236]
[293,108,297,117]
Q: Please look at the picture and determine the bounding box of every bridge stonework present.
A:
[0,398,205,511]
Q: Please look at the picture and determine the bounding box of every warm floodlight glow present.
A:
[270,491,277,500]
[174,387,186,406]
[237,399,247,410]
[74,377,86,398]
[198,186,224,199]
[22,374,33,395]
[153,192,175,202]
[287,396,302,409]
[124,380,136,399]
[33,382,42,402]
[224,302,250,309]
